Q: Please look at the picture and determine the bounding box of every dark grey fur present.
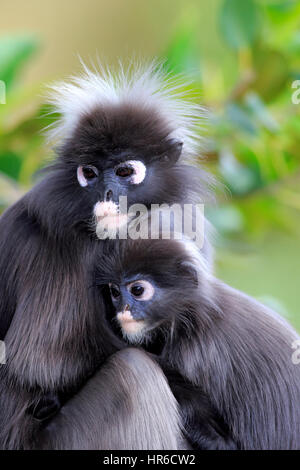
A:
[0,348,183,449]
[96,238,300,450]
[0,102,213,449]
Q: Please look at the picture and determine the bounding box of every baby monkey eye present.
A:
[82,165,98,180]
[115,165,134,178]
[127,280,155,301]
[109,284,120,299]
[130,284,144,297]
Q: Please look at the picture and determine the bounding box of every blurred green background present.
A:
[0,0,299,330]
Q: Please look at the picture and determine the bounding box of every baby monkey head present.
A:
[96,238,205,344]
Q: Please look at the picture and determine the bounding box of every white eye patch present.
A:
[127,279,155,301]
[77,166,88,187]
[77,165,98,187]
[126,160,146,185]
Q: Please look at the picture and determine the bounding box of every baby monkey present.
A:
[96,238,238,450]
[96,237,300,450]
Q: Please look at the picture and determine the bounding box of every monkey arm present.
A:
[164,369,239,450]
[170,279,300,450]
[28,392,62,422]
[208,280,300,449]
[0,349,184,449]
[0,200,31,340]
[33,348,184,450]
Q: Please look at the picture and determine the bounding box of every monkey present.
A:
[0,61,211,449]
[0,348,184,450]
[94,236,300,450]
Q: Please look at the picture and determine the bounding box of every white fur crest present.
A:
[45,60,206,159]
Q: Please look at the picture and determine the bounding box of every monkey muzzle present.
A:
[94,200,128,238]
[117,306,145,338]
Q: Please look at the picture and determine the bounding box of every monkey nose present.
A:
[124,304,130,311]
[105,190,113,201]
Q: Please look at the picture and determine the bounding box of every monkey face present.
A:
[108,279,156,343]
[42,63,210,238]
[56,105,184,234]
[96,238,202,345]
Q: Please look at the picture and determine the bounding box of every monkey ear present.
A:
[160,141,183,166]
[177,260,199,287]
[172,140,183,163]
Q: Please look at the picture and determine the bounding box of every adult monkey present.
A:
[0,62,209,449]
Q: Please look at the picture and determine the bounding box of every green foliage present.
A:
[0,35,52,211]
[163,13,202,81]
[0,35,39,91]
[219,0,260,49]
[163,1,300,328]
[164,0,300,243]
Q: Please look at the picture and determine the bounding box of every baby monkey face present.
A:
[109,279,155,342]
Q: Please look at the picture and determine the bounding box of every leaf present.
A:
[265,1,300,21]
[0,83,43,132]
[219,0,260,49]
[244,92,279,132]
[225,103,258,135]
[164,25,201,79]
[0,35,39,90]
[206,204,245,235]
[0,151,22,180]
[219,148,260,195]
[0,172,24,211]
[252,48,289,101]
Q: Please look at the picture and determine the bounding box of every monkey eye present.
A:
[127,280,155,301]
[115,160,146,185]
[82,166,98,180]
[115,165,134,178]
[130,284,144,297]
[109,284,121,299]
[77,165,99,187]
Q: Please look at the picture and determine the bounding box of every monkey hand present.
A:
[164,369,239,450]
[28,393,62,422]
